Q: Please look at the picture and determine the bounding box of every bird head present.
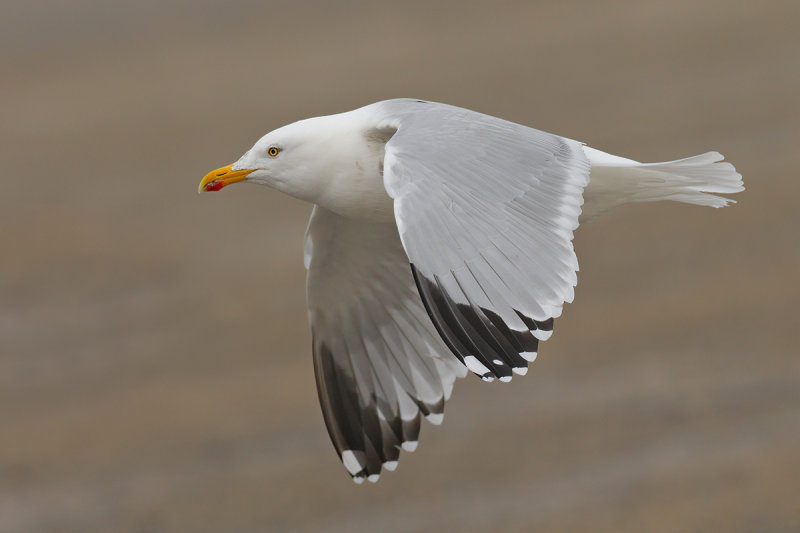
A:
[198,115,365,203]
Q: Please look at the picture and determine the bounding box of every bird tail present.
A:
[580,147,744,222]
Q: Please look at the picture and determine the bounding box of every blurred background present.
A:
[2,1,799,531]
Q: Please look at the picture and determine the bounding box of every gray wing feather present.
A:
[305,206,465,483]
[376,100,590,381]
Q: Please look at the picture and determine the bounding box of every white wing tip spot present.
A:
[520,351,538,362]
[367,474,380,483]
[532,329,553,341]
[426,413,444,425]
[512,366,528,376]
[352,475,365,484]
[402,441,418,452]
[499,375,512,383]
[383,461,398,471]
[464,355,491,376]
[342,450,366,475]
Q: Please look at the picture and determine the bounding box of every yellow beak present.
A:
[198,164,255,193]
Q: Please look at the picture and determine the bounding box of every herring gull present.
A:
[198,99,743,483]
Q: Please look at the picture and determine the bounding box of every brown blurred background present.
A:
[2,1,799,531]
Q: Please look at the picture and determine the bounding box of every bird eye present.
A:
[267,147,281,157]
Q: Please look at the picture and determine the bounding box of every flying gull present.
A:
[198,99,743,483]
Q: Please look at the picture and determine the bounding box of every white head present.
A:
[198,112,383,206]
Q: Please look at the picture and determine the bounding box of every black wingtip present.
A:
[410,263,554,382]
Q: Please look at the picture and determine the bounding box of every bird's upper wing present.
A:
[375,100,591,381]
[305,206,466,483]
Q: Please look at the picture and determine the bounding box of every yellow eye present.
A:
[267,147,281,157]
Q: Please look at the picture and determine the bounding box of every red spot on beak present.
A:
[204,180,225,192]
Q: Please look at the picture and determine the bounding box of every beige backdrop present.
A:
[2,1,799,532]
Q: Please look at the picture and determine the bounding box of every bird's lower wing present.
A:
[305,206,465,483]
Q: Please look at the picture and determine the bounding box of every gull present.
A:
[198,99,743,483]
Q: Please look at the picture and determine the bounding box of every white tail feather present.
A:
[580,147,744,222]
